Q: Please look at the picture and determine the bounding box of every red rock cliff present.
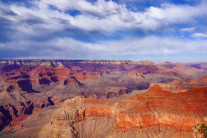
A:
[38,85,207,138]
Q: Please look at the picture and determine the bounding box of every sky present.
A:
[0,0,207,62]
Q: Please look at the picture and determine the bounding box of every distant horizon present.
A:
[0,58,206,64]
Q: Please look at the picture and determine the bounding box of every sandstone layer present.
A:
[38,85,207,138]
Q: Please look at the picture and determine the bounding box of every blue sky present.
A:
[0,0,207,62]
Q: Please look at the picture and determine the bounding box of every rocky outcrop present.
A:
[198,75,207,86]
[38,85,207,138]
[137,60,155,65]
[130,64,159,75]
[193,117,207,138]
[0,100,35,131]
[158,76,207,92]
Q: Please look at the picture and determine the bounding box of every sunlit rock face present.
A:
[0,60,207,137]
[38,85,207,138]
[193,117,207,138]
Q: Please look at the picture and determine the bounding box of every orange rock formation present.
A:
[39,85,207,138]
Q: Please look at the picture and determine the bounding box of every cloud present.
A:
[1,35,207,60]
[1,0,207,35]
[39,0,123,17]
[180,27,195,32]
[0,0,207,61]
[191,33,207,38]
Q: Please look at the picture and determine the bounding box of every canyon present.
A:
[0,60,207,138]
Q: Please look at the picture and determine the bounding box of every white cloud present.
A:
[180,27,195,32]
[191,33,207,38]
[1,0,207,34]
[39,0,122,16]
[0,0,207,61]
[1,36,207,59]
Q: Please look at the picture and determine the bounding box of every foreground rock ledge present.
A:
[38,85,207,138]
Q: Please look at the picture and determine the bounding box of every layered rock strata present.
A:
[39,85,207,138]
